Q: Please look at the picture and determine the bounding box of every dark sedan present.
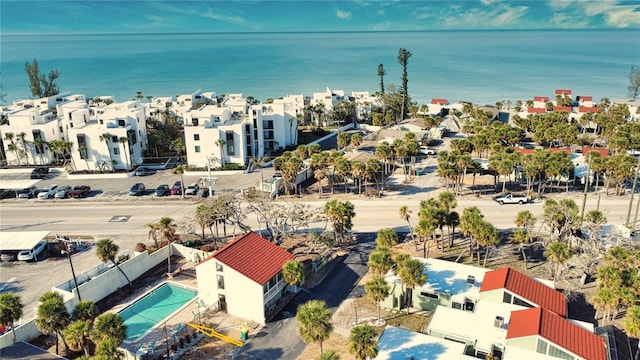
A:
[155,184,170,196]
[129,183,146,196]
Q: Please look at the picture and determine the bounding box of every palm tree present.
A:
[64,320,92,357]
[91,313,127,347]
[36,291,70,355]
[94,339,125,360]
[250,156,270,184]
[118,137,130,170]
[375,228,398,248]
[72,301,99,322]
[33,137,48,165]
[377,63,386,94]
[365,276,390,322]
[215,138,226,168]
[0,292,23,344]
[623,306,640,347]
[397,48,412,120]
[316,350,341,360]
[544,241,571,282]
[99,133,114,172]
[368,247,393,276]
[348,324,379,360]
[324,200,355,244]
[95,239,132,288]
[17,132,30,165]
[296,299,333,355]
[399,206,414,241]
[283,259,305,292]
[396,255,426,314]
[512,229,531,270]
[145,222,161,248]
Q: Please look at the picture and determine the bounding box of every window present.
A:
[113,147,119,155]
[503,292,512,304]
[419,291,438,300]
[216,263,223,272]
[77,135,88,160]
[452,302,462,310]
[548,344,575,360]
[512,296,533,308]
[118,119,125,127]
[226,131,235,155]
[112,136,118,143]
[194,134,200,141]
[195,146,201,153]
[536,339,548,354]
[217,274,225,289]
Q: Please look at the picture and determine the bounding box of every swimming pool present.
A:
[119,282,197,342]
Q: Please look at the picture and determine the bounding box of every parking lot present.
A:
[0,166,271,201]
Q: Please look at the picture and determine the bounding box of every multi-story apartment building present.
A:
[182,93,299,168]
[66,99,148,171]
[0,92,86,166]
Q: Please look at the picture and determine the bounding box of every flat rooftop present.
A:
[0,231,50,251]
[384,257,490,302]
[374,326,466,360]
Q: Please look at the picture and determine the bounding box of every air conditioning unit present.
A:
[494,316,504,328]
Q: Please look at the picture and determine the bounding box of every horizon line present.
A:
[3,28,638,36]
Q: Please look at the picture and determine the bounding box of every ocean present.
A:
[1,29,639,106]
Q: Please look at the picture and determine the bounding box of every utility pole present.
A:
[580,167,589,222]
[58,235,81,301]
[625,157,640,228]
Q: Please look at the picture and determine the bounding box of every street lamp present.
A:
[206,155,219,198]
[58,235,81,302]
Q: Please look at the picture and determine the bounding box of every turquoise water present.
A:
[1,30,638,105]
[119,282,197,342]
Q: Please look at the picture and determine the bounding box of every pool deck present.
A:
[113,272,257,359]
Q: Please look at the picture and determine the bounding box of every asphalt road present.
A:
[236,232,375,360]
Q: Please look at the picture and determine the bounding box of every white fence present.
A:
[0,246,170,349]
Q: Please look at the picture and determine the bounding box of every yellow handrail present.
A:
[185,323,243,347]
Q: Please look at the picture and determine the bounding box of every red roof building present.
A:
[555,89,572,96]
[195,232,296,324]
[579,106,598,113]
[507,307,607,360]
[205,232,295,285]
[431,98,448,105]
[553,106,572,112]
[533,96,549,102]
[527,107,546,114]
[583,147,609,158]
[480,267,567,317]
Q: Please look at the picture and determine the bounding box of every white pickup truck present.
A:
[493,193,529,205]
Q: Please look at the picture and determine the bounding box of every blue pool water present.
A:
[119,282,197,342]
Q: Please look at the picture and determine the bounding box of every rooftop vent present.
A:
[494,316,504,328]
[467,275,476,287]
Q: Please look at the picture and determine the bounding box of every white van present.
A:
[17,241,48,261]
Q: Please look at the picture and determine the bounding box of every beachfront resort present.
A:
[1,86,640,360]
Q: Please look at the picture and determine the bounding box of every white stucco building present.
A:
[194,232,295,324]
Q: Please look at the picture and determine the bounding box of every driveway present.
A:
[236,232,376,360]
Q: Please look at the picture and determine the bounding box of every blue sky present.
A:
[2,0,639,34]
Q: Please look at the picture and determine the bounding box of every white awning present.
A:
[0,179,42,190]
[0,231,51,251]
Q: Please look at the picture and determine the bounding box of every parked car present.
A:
[54,185,72,199]
[30,167,49,179]
[0,189,15,199]
[68,185,91,198]
[493,192,529,205]
[17,186,38,199]
[37,184,59,199]
[419,146,437,156]
[155,184,170,196]
[0,251,16,262]
[134,167,156,176]
[129,183,146,196]
[170,181,183,195]
[185,183,199,195]
[17,240,48,261]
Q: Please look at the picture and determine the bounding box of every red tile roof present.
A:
[202,232,295,285]
[480,267,567,317]
[579,106,598,113]
[507,307,607,360]
[578,96,592,102]
[583,147,609,158]
[555,89,572,95]
[533,96,549,102]
[527,107,546,114]
[553,106,572,112]
[431,98,447,105]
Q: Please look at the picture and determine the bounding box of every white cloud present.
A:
[336,9,352,20]
[201,11,246,25]
[439,3,531,29]
[603,5,640,27]
[548,12,592,28]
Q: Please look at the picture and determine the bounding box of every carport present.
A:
[0,179,42,198]
[0,231,51,261]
